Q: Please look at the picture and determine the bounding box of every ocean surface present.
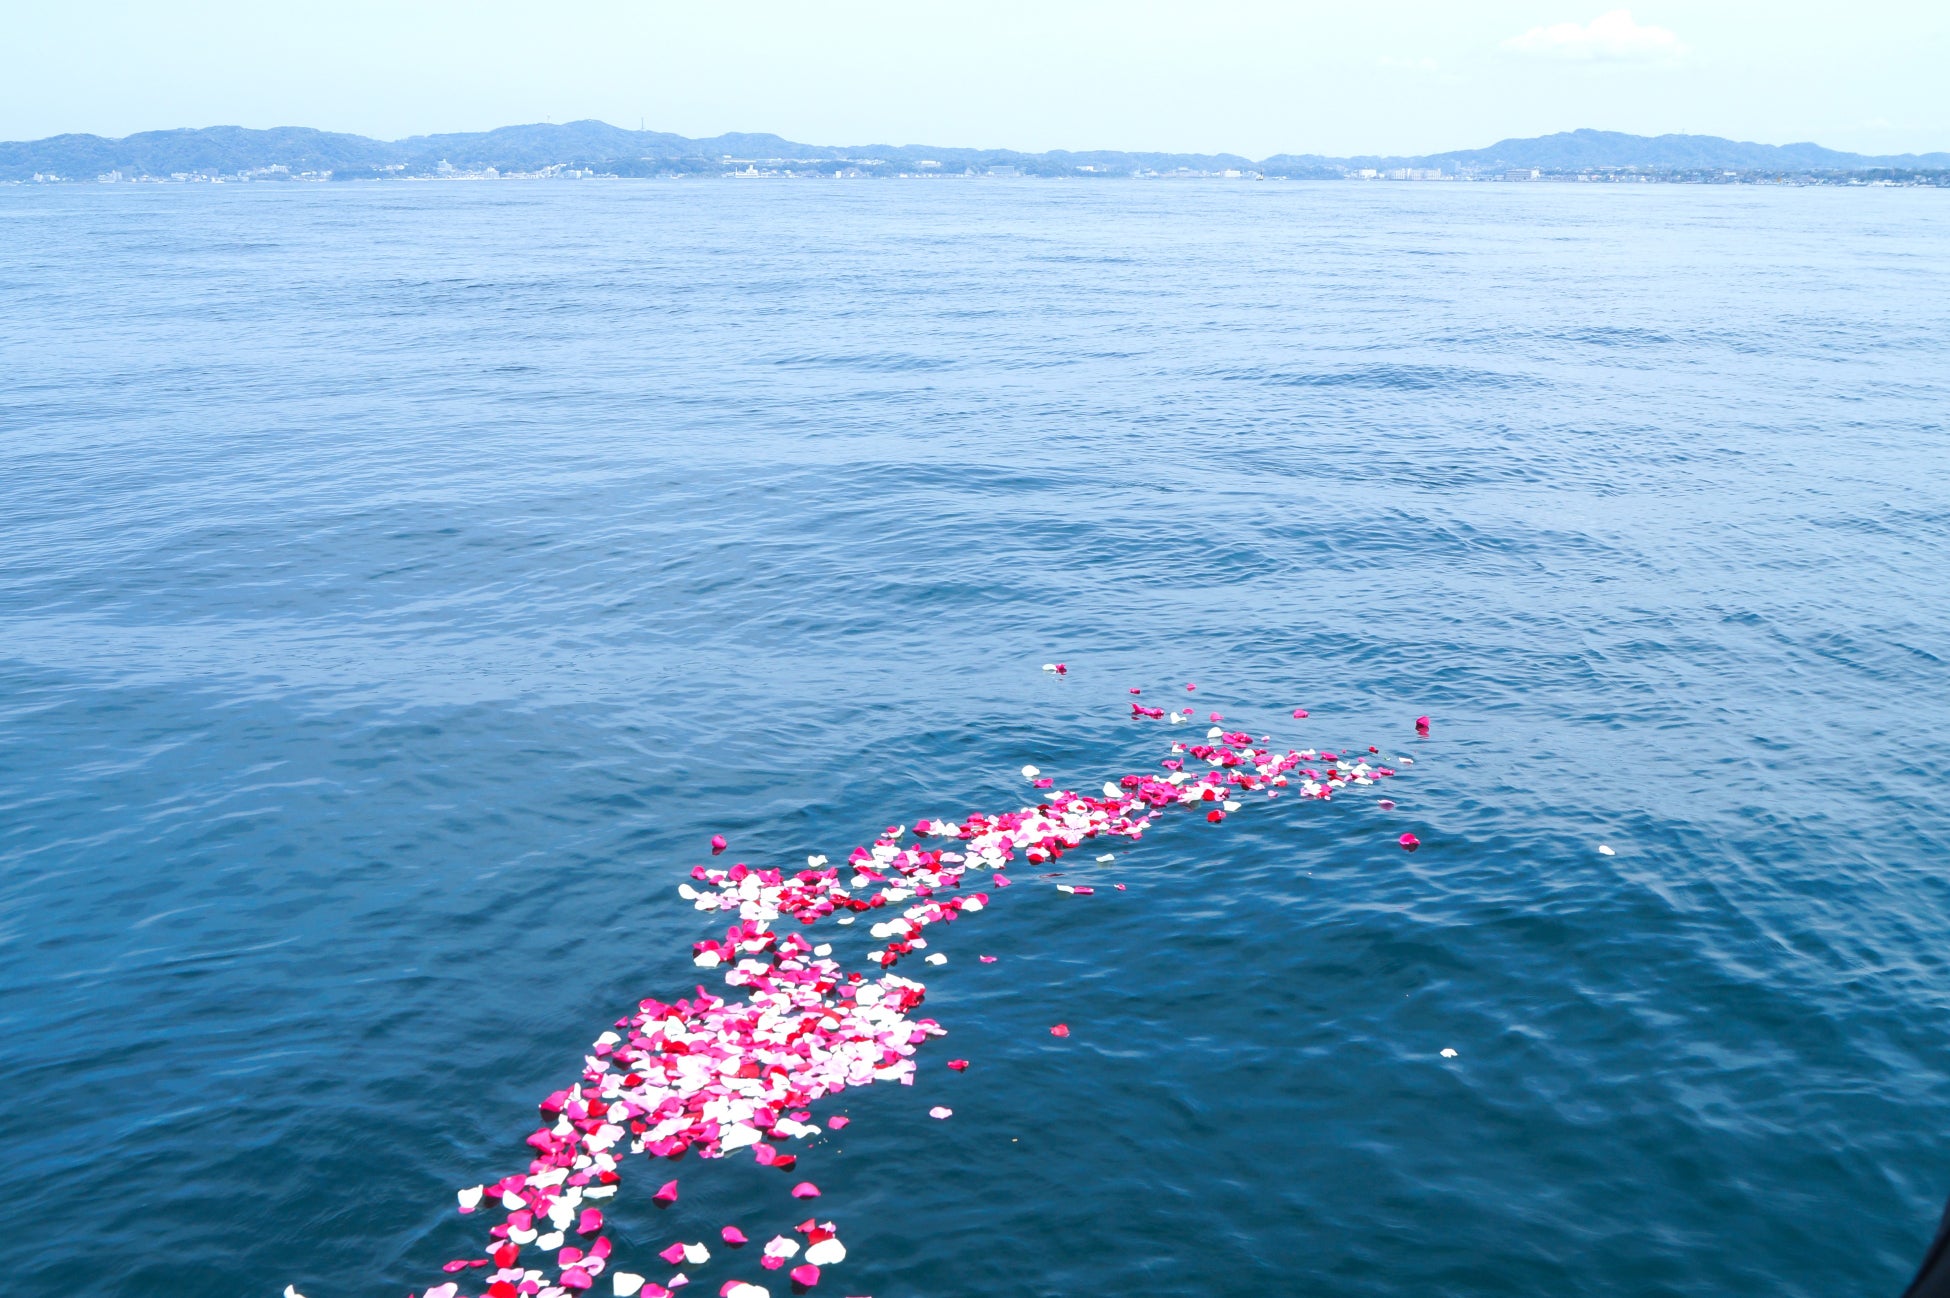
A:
[2,177,1948,1298]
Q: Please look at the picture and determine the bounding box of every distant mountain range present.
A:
[5,122,1946,182]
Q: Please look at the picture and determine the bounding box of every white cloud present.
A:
[1503,10,1685,61]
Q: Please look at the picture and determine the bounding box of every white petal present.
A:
[804,1238,847,1266]
[613,1273,646,1297]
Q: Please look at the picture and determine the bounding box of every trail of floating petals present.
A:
[407,718,1406,1298]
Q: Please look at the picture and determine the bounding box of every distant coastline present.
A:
[6,122,1947,186]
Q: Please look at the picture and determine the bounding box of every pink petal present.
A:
[1377,799,1395,810]
[710,834,728,855]
[979,955,997,963]
[790,1264,821,1287]
[1415,715,1431,735]
[723,1226,748,1246]
[661,1243,687,1265]
[654,1180,679,1206]
[1399,832,1421,851]
[947,1059,969,1071]
[790,1182,821,1199]
[1292,708,1309,718]
[1050,1023,1070,1038]
[827,1115,849,1130]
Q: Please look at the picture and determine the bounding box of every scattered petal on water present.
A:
[1598,844,1616,855]
[398,692,1413,1298]
[1440,1048,1458,1058]
[1415,715,1431,736]
[929,1106,953,1119]
[1399,832,1421,851]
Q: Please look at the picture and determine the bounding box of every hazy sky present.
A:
[4,1,1946,156]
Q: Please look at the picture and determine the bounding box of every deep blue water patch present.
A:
[1,179,1948,1298]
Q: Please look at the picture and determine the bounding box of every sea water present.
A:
[2,178,1948,1297]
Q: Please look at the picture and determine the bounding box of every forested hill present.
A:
[6,121,1946,181]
